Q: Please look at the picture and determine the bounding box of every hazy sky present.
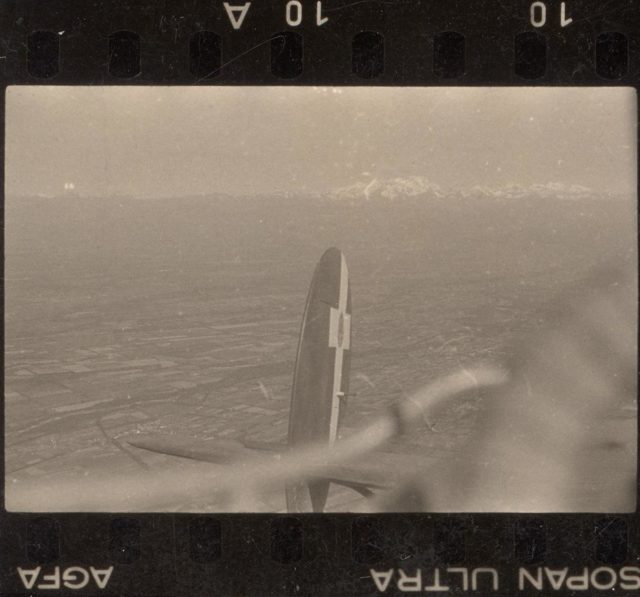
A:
[5,86,637,198]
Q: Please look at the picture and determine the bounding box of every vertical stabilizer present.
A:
[285,248,352,512]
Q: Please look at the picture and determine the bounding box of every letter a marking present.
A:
[223,2,251,29]
[17,567,41,590]
[370,569,393,592]
[91,567,114,589]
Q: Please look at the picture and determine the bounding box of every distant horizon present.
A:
[6,86,637,199]
[7,177,635,201]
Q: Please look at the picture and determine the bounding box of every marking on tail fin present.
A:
[328,253,350,443]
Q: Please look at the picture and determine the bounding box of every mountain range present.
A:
[329,176,620,203]
[13,177,630,205]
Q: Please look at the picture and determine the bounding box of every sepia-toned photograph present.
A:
[4,85,637,512]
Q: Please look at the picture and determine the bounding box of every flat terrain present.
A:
[5,192,636,511]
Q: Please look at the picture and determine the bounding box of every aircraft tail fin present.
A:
[286,248,353,512]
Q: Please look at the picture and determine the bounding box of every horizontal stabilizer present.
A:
[241,439,287,452]
[309,450,436,498]
[128,435,279,464]
[129,435,418,495]
[310,463,390,492]
[311,467,388,499]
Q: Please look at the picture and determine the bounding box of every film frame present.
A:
[1,0,639,595]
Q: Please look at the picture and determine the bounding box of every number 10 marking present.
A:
[530,2,573,28]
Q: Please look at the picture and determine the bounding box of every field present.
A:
[5,191,636,510]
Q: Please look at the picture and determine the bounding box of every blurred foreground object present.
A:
[381,264,637,512]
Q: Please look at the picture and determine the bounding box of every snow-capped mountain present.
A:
[496,182,596,201]
[330,177,604,203]
[456,185,498,199]
[331,176,444,202]
[456,182,600,201]
[529,182,595,200]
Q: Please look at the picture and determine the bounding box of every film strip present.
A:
[1,0,639,595]
[15,25,633,81]
[3,2,638,83]
[1,514,639,593]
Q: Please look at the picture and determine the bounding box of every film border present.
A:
[0,0,639,594]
